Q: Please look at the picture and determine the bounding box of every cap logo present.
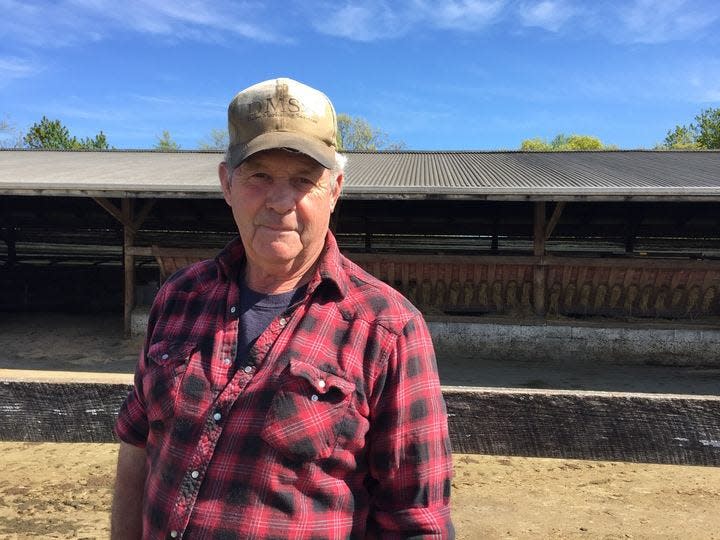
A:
[244,96,303,118]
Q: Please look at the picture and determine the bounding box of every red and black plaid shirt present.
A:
[116,233,454,539]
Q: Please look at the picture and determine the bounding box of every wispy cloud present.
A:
[312,0,720,43]
[317,2,410,42]
[4,0,717,49]
[0,56,41,86]
[314,0,505,41]
[421,0,506,31]
[518,1,576,32]
[613,0,719,44]
[0,0,287,49]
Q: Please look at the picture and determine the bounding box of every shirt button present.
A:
[230,306,236,314]
[279,317,287,327]
[244,365,253,374]
[311,394,319,402]
[170,531,179,539]
[318,379,326,389]
[223,357,231,366]
[161,354,169,360]
[191,470,199,479]
[213,412,222,422]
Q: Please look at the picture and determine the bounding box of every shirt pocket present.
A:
[261,359,358,462]
[142,340,193,427]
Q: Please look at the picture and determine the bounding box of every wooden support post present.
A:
[122,199,135,338]
[533,202,546,315]
[92,196,155,337]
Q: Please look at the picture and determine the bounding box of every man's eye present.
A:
[249,173,271,182]
[293,177,316,190]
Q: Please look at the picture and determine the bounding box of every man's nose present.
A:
[265,179,296,212]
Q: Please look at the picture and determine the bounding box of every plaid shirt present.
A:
[116,233,454,539]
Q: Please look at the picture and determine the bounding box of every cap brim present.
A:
[227,131,336,170]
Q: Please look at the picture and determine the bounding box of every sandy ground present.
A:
[0,442,719,539]
[1,313,719,538]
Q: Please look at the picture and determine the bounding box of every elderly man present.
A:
[112,78,454,539]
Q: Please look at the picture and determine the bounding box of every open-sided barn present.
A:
[1,148,719,465]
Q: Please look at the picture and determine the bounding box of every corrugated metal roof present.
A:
[1,149,719,201]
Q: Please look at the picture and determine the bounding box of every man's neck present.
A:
[244,260,317,294]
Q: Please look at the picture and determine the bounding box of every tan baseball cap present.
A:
[226,77,338,170]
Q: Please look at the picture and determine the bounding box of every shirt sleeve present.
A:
[114,283,170,447]
[114,347,150,447]
[366,314,455,539]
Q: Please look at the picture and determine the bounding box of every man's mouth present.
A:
[258,224,296,232]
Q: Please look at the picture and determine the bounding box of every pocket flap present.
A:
[147,340,195,366]
[288,359,355,396]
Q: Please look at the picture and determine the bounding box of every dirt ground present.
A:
[0,313,719,539]
[0,442,719,540]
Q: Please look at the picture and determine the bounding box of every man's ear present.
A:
[219,162,232,206]
[330,172,343,212]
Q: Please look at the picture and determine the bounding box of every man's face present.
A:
[219,149,342,277]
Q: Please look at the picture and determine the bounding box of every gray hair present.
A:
[329,152,347,192]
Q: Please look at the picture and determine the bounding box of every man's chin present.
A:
[255,243,303,265]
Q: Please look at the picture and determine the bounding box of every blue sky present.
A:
[1,0,719,150]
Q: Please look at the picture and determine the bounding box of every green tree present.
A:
[336,113,405,151]
[694,107,720,149]
[521,133,611,151]
[661,107,720,149]
[661,125,700,149]
[22,116,109,149]
[520,137,551,151]
[564,135,603,150]
[155,130,180,150]
[198,128,228,150]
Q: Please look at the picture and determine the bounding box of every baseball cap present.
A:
[226,77,338,170]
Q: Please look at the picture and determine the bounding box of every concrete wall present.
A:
[429,318,720,367]
[132,308,720,367]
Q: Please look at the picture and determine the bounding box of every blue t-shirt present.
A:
[236,280,307,364]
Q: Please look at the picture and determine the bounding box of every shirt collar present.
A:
[215,232,348,300]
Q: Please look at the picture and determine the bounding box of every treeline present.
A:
[0,114,405,152]
[2,107,718,151]
[520,107,720,151]
[0,116,201,151]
